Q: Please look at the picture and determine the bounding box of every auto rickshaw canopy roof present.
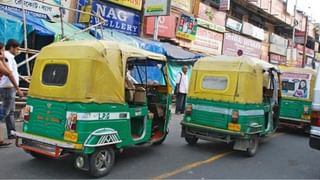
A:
[189,56,279,104]
[29,40,166,104]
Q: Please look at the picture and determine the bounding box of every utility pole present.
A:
[302,15,308,68]
[292,0,298,43]
[153,16,159,41]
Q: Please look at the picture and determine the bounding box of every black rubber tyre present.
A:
[246,135,259,157]
[89,147,115,178]
[185,136,198,145]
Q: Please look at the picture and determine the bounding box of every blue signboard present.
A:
[78,0,141,36]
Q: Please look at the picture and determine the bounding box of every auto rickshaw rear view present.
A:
[279,66,317,132]
[13,40,172,177]
[181,56,281,156]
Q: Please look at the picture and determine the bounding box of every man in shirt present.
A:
[175,65,189,114]
[0,42,23,146]
[1,39,21,139]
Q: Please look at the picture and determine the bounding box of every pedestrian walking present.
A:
[0,42,23,146]
[175,65,188,114]
[1,39,23,139]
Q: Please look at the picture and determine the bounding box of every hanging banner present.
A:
[108,0,143,10]
[281,72,312,99]
[223,33,261,59]
[0,0,71,21]
[144,0,171,16]
[78,0,141,36]
[176,14,198,41]
[242,22,264,41]
[145,15,176,38]
[171,0,192,13]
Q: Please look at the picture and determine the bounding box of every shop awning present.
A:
[0,12,33,44]
[0,8,54,36]
[42,20,95,41]
[161,43,202,63]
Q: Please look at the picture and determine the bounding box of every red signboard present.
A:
[222,33,262,59]
[145,15,176,38]
[270,53,286,65]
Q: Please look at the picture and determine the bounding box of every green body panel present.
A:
[183,98,273,136]
[23,95,171,153]
[280,98,311,122]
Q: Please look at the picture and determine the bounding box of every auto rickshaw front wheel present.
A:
[185,136,199,145]
[246,135,259,157]
[89,146,115,178]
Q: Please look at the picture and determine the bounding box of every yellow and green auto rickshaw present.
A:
[13,40,172,177]
[181,56,281,156]
[279,66,317,132]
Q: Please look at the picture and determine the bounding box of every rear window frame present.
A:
[41,63,69,86]
[201,75,229,91]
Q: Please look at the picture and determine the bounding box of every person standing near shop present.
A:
[0,42,23,146]
[175,65,189,115]
[1,39,22,139]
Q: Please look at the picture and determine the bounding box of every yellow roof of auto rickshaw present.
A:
[29,40,166,104]
[37,40,166,62]
[193,55,278,72]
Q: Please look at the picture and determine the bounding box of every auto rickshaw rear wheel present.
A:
[185,136,198,145]
[246,135,259,157]
[89,146,115,178]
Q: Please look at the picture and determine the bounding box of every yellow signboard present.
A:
[109,0,143,10]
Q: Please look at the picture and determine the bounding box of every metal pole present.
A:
[153,16,159,41]
[22,0,31,76]
[59,7,65,38]
[292,0,298,43]
[302,15,308,68]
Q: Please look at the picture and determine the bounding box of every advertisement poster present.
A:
[78,0,141,36]
[145,15,176,38]
[281,72,312,99]
[176,14,197,41]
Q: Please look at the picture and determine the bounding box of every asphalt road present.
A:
[0,114,319,179]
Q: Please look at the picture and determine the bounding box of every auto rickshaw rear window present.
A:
[202,76,228,90]
[42,64,68,86]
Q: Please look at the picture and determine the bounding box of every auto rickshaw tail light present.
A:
[185,104,192,116]
[232,110,239,123]
[304,106,309,114]
[311,111,320,126]
[23,106,32,122]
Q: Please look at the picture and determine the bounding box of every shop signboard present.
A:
[108,0,143,10]
[269,44,287,56]
[270,33,288,47]
[223,33,261,59]
[171,0,192,13]
[144,0,171,16]
[176,14,198,41]
[219,0,230,10]
[270,53,286,65]
[225,17,242,32]
[198,2,226,27]
[242,22,264,41]
[281,72,312,99]
[196,18,225,33]
[78,0,141,36]
[145,15,176,38]
[189,27,223,55]
[0,0,71,21]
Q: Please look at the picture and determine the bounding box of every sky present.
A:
[297,0,320,23]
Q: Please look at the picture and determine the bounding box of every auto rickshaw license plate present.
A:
[228,123,241,132]
[64,131,78,142]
